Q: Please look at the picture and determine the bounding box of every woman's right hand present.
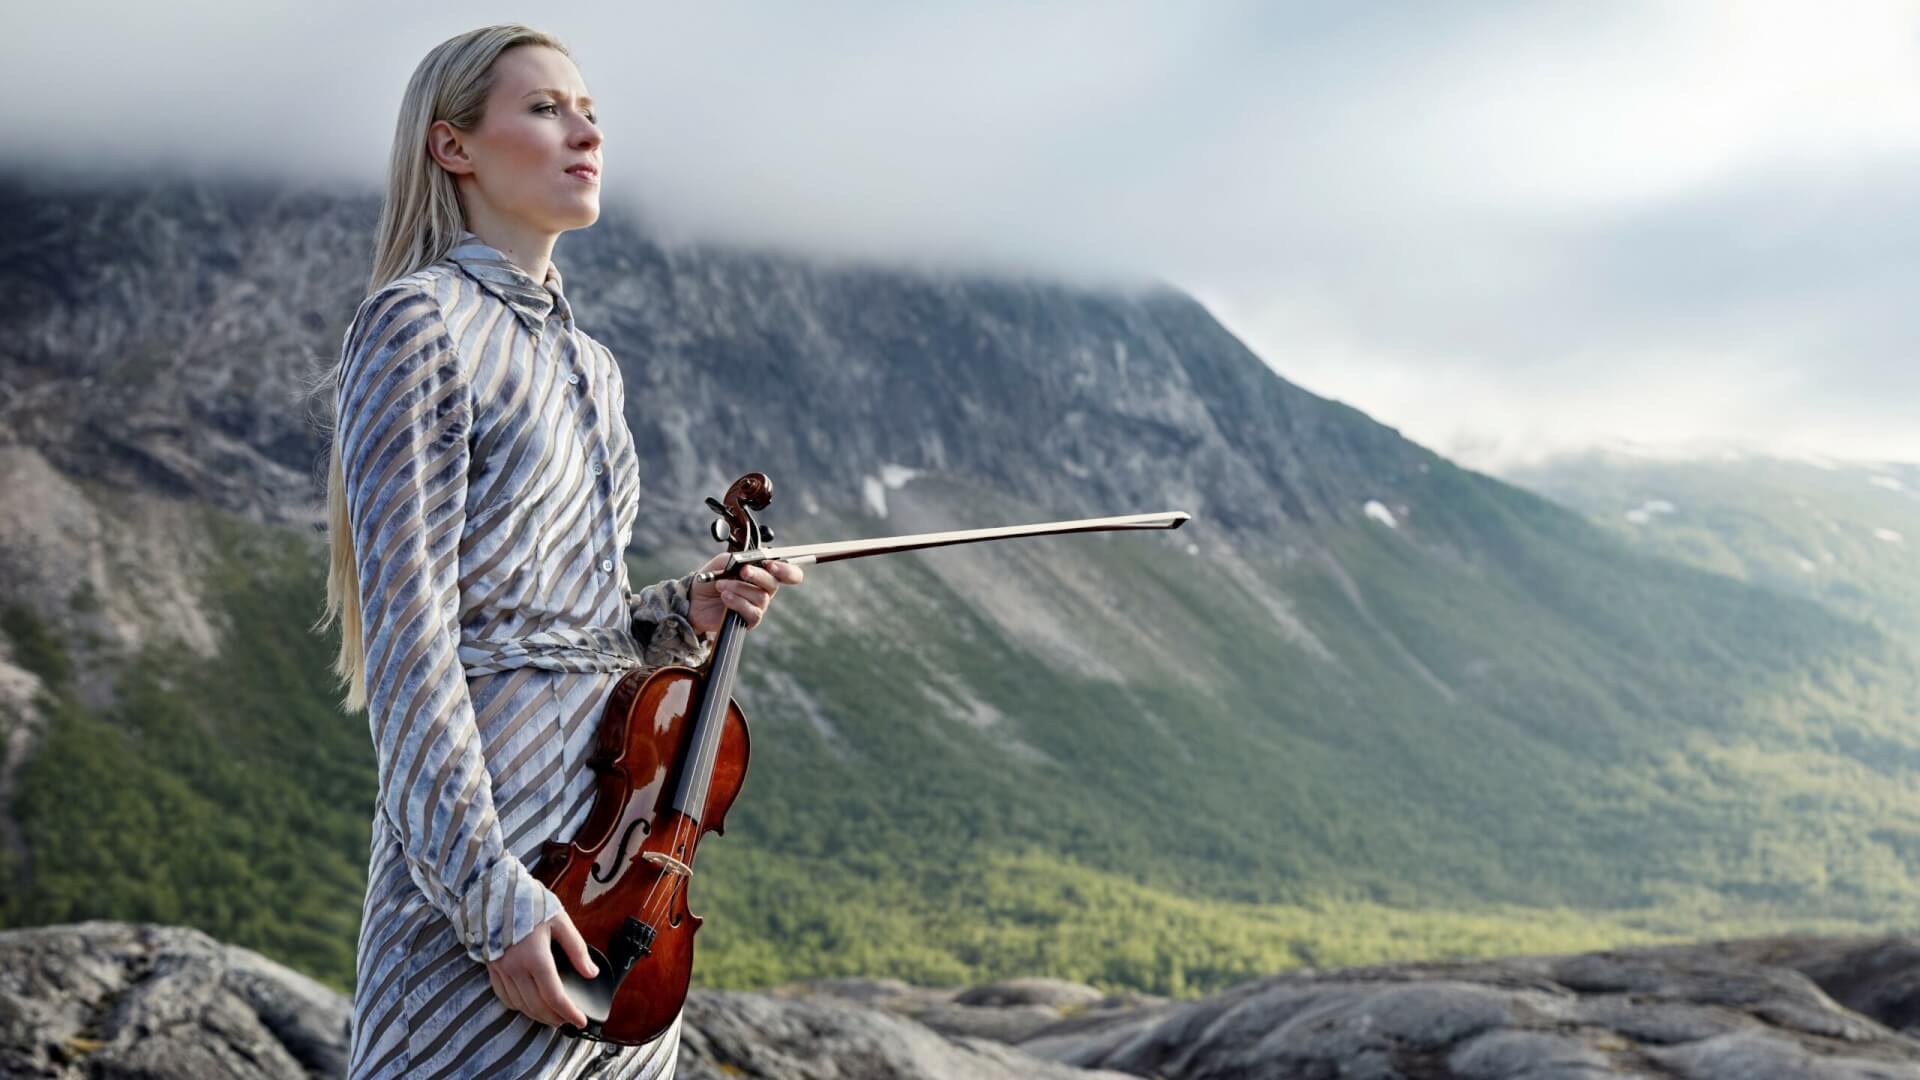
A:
[484,909,598,1029]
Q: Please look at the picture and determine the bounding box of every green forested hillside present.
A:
[6,460,1918,996]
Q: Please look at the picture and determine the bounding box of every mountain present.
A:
[2,172,1917,998]
[1502,450,1920,643]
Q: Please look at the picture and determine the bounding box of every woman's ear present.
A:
[427,119,476,177]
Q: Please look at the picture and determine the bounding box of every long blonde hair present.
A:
[311,24,572,713]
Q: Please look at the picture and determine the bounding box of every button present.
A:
[566,372,580,385]
[600,558,614,573]
[591,460,603,475]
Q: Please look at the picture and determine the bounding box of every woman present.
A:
[313,25,802,1079]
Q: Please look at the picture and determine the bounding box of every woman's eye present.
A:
[535,103,597,124]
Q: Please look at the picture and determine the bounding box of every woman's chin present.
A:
[555,202,600,230]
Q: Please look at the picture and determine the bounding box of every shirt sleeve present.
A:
[337,284,563,965]
[625,572,715,668]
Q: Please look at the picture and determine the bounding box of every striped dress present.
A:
[338,230,710,1079]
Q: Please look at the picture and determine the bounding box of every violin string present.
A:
[615,590,751,938]
[634,615,738,929]
[634,805,695,927]
[639,816,693,925]
[642,643,724,923]
[631,686,711,925]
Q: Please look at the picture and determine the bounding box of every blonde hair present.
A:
[311,24,572,712]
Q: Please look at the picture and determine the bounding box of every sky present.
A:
[7,1,1918,472]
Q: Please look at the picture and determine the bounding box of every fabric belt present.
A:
[459,625,647,679]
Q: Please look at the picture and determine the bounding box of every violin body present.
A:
[532,663,750,1045]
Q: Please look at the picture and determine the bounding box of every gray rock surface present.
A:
[678,988,1134,1080]
[11,921,1920,1079]
[1024,935,1920,1079]
[780,974,1164,1046]
[0,921,349,1079]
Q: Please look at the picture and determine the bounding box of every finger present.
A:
[723,589,768,627]
[532,952,589,1030]
[493,971,542,1026]
[552,912,599,979]
[725,578,774,602]
[510,973,561,1027]
[745,565,782,591]
[772,560,804,584]
[721,583,772,615]
[496,968,531,1019]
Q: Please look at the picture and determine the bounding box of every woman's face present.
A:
[440,45,603,235]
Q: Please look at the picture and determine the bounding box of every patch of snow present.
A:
[1794,555,1817,573]
[1185,542,1200,556]
[879,463,922,489]
[862,464,923,516]
[1874,528,1904,545]
[1363,500,1397,528]
[1870,475,1904,492]
[861,475,888,518]
[1625,498,1676,525]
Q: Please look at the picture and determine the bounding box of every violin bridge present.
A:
[642,851,694,878]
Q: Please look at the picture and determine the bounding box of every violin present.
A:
[533,470,1188,1044]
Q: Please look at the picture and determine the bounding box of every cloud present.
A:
[5,1,1917,466]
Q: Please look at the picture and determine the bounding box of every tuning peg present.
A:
[761,527,775,542]
[710,519,730,543]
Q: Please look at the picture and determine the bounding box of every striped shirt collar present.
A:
[447,230,574,334]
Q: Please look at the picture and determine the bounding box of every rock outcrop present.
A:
[0,922,349,1080]
[678,987,1133,1080]
[0,922,1125,1080]
[1021,935,1920,1080]
[9,921,1920,1079]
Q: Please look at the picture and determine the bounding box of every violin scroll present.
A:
[705,472,774,551]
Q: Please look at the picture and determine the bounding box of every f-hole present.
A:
[593,818,651,884]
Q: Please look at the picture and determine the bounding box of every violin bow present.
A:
[691,509,1191,583]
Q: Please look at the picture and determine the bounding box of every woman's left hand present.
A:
[688,555,804,634]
